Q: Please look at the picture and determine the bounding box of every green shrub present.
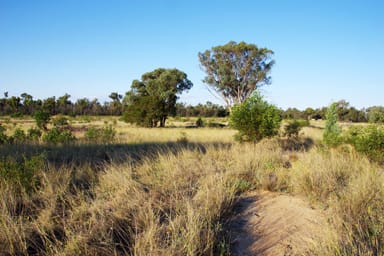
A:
[27,127,42,142]
[11,128,27,144]
[52,115,69,127]
[0,154,45,193]
[34,110,50,130]
[230,92,281,142]
[43,127,76,145]
[283,119,309,138]
[368,106,384,124]
[0,124,8,144]
[84,125,116,143]
[345,125,384,163]
[196,117,204,127]
[323,102,342,146]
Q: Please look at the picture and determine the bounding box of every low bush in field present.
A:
[84,125,116,143]
[0,154,45,193]
[27,127,42,142]
[195,117,204,127]
[230,92,281,142]
[283,119,309,138]
[52,115,70,127]
[0,124,8,144]
[43,127,76,145]
[344,125,384,163]
[10,128,27,144]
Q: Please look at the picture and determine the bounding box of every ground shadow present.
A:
[0,141,232,169]
[278,137,314,151]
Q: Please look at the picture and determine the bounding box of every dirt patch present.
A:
[228,191,332,256]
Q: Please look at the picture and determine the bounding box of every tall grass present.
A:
[290,146,384,255]
[0,135,288,255]
[1,119,383,255]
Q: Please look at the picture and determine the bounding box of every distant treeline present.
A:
[282,100,384,123]
[1,93,383,123]
[0,92,229,118]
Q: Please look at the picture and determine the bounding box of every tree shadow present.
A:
[278,137,314,151]
[0,141,232,169]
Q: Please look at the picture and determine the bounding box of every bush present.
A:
[0,154,45,193]
[230,92,281,142]
[368,106,384,124]
[84,125,116,143]
[11,128,27,144]
[323,102,342,146]
[34,110,50,130]
[43,127,76,145]
[52,115,69,127]
[0,124,8,144]
[283,119,310,138]
[196,117,204,127]
[27,127,42,142]
[345,125,384,163]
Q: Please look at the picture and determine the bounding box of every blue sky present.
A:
[0,0,383,110]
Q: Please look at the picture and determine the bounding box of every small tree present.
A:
[323,102,341,146]
[123,68,193,127]
[230,92,281,142]
[34,110,50,130]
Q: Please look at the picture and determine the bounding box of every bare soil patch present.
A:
[228,191,332,256]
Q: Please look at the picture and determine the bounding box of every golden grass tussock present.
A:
[289,146,384,255]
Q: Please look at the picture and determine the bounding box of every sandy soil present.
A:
[228,191,332,256]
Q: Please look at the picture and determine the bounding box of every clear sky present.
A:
[0,0,383,110]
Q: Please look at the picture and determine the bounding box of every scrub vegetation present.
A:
[0,114,383,255]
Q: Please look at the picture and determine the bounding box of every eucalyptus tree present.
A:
[199,41,274,107]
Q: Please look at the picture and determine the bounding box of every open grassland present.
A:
[0,116,383,255]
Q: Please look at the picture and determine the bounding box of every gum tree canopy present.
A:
[198,41,275,107]
[123,68,193,127]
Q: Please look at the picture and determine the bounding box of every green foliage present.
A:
[123,68,193,127]
[27,127,42,142]
[199,41,274,106]
[52,115,69,127]
[34,110,51,130]
[368,106,384,123]
[43,127,76,145]
[196,117,204,127]
[84,125,116,143]
[0,124,8,144]
[345,125,384,163]
[230,92,281,142]
[10,128,27,144]
[0,154,45,193]
[323,102,341,146]
[283,119,309,138]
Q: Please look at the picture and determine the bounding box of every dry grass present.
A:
[0,126,288,255]
[1,117,383,255]
[289,146,384,255]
